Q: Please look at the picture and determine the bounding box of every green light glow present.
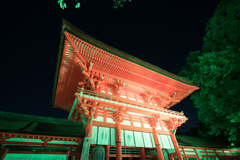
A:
[4,154,67,159]
[48,140,78,145]
[75,2,80,8]
[5,138,43,143]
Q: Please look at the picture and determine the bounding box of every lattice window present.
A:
[125,148,140,155]
[131,115,141,123]
[131,115,141,127]
[100,85,106,93]
[152,99,159,107]
[106,86,113,95]
[119,90,127,98]
[135,94,144,103]
[127,91,136,101]
[122,114,130,121]
[141,117,150,124]
[97,109,104,116]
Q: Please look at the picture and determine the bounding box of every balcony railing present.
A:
[82,89,183,116]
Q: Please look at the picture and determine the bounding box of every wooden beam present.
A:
[79,61,88,72]
[171,99,180,103]
[68,97,78,120]
[0,149,9,160]
[80,94,185,119]
[64,32,86,64]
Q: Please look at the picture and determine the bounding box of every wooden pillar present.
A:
[139,148,146,160]
[80,117,93,160]
[170,130,182,160]
[66,151,70,160]
[1,149,9,160]
[116,121,122,160]
[85,118,93,137]
[152,127,164,160]
[76,143,82,160]
[105,145,110,160]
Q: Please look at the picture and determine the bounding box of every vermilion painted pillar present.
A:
[76,143,82,160]
[139,148,146,160]
[0,149,9,160]
[66,151,70,160]
[76,153,80,160]
[152,127,164,160]
[85,118,93,137]
[116,121,122,160]
[80,117,93,160]
[105,145,110,160]
[170,130,182,160]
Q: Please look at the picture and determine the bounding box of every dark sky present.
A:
[1,0,221,134]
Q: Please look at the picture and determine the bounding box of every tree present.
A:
[57,0,131,9]
[185,121,230,146]
[202,0,240,53]
[176,131,185,135]
[179,0,240,147]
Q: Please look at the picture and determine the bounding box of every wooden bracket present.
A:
[148,114,161,128]
[114,78,125,95]
[165,118,187,130]
[113,106,127,123]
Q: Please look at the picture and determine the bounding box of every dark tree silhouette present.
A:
[57,0,131,9]
[179,0,240,147]
[176,131,185,135]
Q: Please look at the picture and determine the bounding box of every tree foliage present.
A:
[185,121,230,146]
[57,0,131,9]
[202,0,240,53]
[179,0,240,147]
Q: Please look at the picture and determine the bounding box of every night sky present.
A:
[1,0,221,134]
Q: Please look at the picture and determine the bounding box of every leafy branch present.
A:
[57,0,131,9]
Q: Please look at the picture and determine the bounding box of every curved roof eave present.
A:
[52,18,200,105]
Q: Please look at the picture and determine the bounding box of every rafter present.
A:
[64,31,86,65]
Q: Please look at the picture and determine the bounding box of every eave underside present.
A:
[52,19,200,108]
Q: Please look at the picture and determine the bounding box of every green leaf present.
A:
[178,0,240,148]
[75,3,80,8]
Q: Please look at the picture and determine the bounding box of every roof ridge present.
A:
[0,111,82,126]
[61,19,200,87]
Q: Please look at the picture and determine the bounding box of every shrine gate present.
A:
[1,19,239,160]
[52,19,199,160]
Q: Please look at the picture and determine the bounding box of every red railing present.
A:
[82,89,183,116]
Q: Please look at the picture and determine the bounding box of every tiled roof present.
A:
[52,19,200,106]
[0,111,85,138]
[176,135,228,148]
[0,111,232,149]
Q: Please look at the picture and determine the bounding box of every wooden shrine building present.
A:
[52,19,200,160]
[0,19,240,160]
